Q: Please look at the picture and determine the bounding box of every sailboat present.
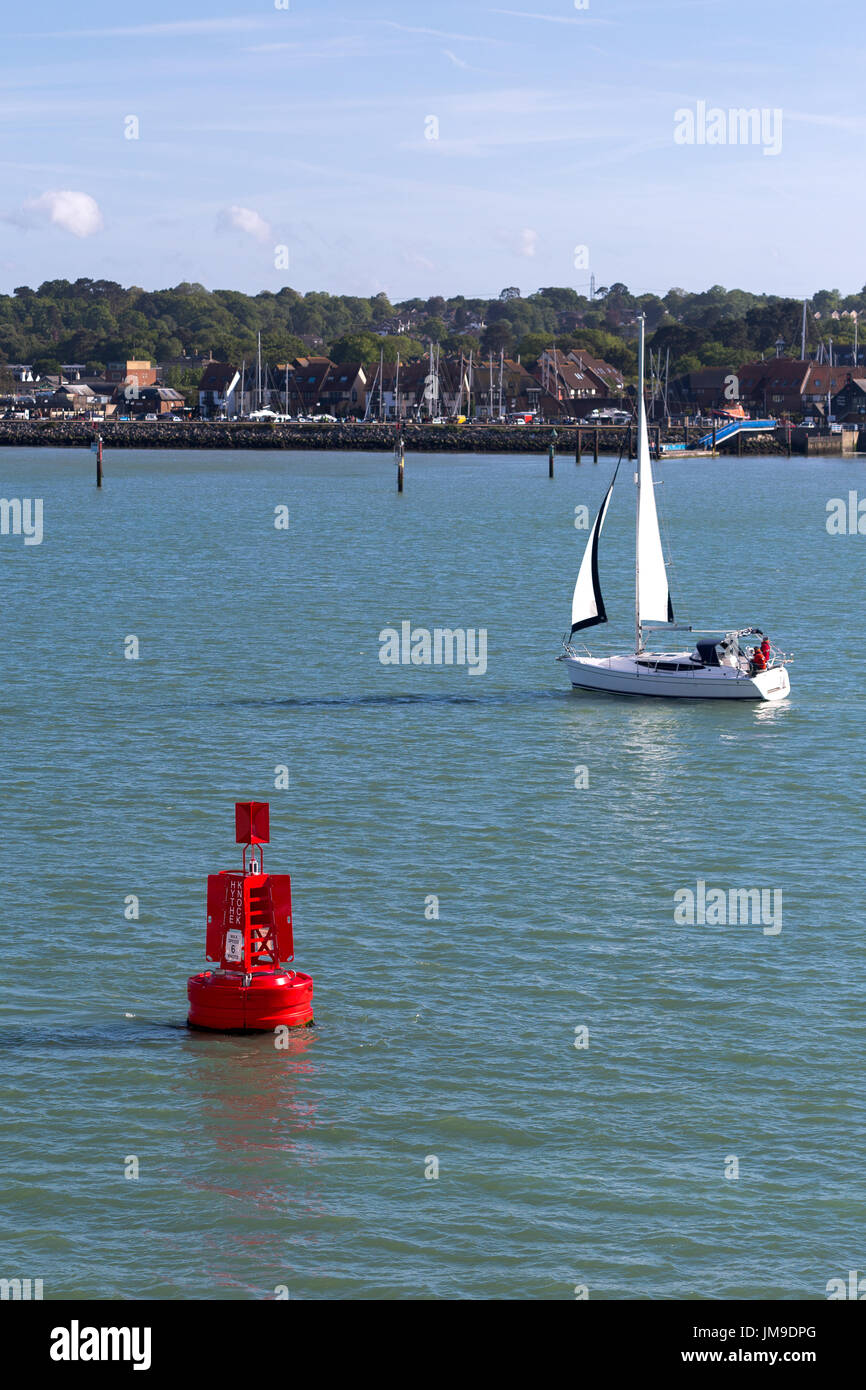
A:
[558,315,791,701]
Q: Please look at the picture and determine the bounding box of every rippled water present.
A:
[1,445,864,1300]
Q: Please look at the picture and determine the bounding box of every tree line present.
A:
[1,279,863,396]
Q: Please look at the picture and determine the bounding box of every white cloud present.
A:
[519,227,538,257]
[218,205,272,243]
[9,189,103,237]
[493,226,538,258]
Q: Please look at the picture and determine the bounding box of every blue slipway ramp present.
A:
[695,418,777,447]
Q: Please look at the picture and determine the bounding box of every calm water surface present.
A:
[1,446,864,1299]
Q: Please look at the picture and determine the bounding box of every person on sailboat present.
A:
[751,645,767,673]
[760,636,771,665]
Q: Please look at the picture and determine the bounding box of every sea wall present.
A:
[0,417,800,455]
[1,419,855,455]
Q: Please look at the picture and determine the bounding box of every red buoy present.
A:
[187,801,314,1032]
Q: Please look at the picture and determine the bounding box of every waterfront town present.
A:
[3,345,865,430]
[2,281,865,431]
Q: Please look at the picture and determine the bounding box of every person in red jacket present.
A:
[751,645,767,672]
[761,636,771,664]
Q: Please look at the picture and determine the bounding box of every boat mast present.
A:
[635,313,645,655]
[801,298,807,360]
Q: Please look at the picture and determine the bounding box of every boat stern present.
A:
[751,664,791,701]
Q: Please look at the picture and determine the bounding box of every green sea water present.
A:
[0,445,863,1300]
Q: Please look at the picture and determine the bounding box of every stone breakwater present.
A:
[0,419,795,454]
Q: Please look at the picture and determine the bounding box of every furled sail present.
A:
[571,463,619,633]
[636,394,674,627]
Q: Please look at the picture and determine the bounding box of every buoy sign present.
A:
[223,928,244,961]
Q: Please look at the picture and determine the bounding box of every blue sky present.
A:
[1,0,863,300]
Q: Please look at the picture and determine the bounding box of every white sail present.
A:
[636,344,673,632]
[571,464,619,633]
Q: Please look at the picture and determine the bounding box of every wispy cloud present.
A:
[488,8,614,25]
[243,36,372,58]
[12,17,269,40]
[217,205,272,244]
[379,21,509,45]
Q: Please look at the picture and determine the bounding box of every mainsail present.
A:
[635,343,674,633]
[570,463,619,633]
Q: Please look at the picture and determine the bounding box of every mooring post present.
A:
[593,428,599,463]
[396,428,404,492]
[548,440,555,477]
[575,427,582,464]
[94,432,103,487]
[712,423,717,457]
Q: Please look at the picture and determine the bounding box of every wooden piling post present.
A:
[548,441,555,477]
[396,430,404,492]
[575,428,582,464]
[593,428,599,463]
[711,423,717,457]
[94,432,103,487]
[655,425,662,459]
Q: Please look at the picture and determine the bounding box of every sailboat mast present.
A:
[635,314,645,655]
[801,298,807,360]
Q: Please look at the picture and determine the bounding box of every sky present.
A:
[0,0,863,301]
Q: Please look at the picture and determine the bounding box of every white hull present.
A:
[562,652,790,701]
